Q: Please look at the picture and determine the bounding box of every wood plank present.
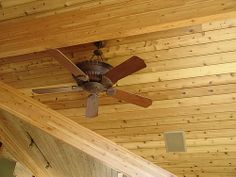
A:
[108,17,236,46]
[132,144,236,156]
[117,62,236,86]
[168,166,236,173]
[0,80,176,177]
[36,83,236,110]
[106,38,236,66]
[120,137,236,150]
[145,152,236,162]
[57,92,236,117]
[0,0,236,58]
[68,102,236,124]
[101,27,236,60]
[108,128,236,143]
[70,28,236,64]
[0,0,182,21]
[155,159,236,167]
[0,0,37,8]
[177,173,236,177]
[202,17,236,31]
[79,111,236,130]
[94,120,236,136]
[156,160,236,169]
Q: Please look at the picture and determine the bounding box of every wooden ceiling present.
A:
[0,0,236,58]
[0,0,236,177]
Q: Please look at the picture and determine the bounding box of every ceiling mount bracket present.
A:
[89,41,106,61]
[94,41,106,49]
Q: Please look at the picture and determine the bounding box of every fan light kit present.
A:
[33,41,152,118]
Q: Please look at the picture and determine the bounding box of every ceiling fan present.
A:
[32,42,152,118]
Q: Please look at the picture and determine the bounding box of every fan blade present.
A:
[104,56,146,83]
[32,86,83,94]
[49,49,89,81]
[107,88,152,108]
[86,94,99,118]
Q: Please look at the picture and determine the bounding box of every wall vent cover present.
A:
[164,131,186,152]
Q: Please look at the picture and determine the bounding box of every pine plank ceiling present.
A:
[0,0,236,177]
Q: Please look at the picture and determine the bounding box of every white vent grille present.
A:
[164,131,186,152]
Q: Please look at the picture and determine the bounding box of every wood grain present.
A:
[0,81,175,177]
[0,12,236,177]
[0,0,236,58]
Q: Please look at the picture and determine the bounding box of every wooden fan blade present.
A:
[107,88,152,108]
[104,56,146,84]
[49,49,89,81]
[86,94,99,118]
[32,86,83,94]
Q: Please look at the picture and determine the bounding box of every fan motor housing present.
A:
[73,60,113,94]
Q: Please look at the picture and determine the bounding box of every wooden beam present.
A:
[0,0,236,58]
[0,81,176,177]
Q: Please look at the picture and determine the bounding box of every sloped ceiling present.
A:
[0,17,236,177]
[0,0,236,177]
